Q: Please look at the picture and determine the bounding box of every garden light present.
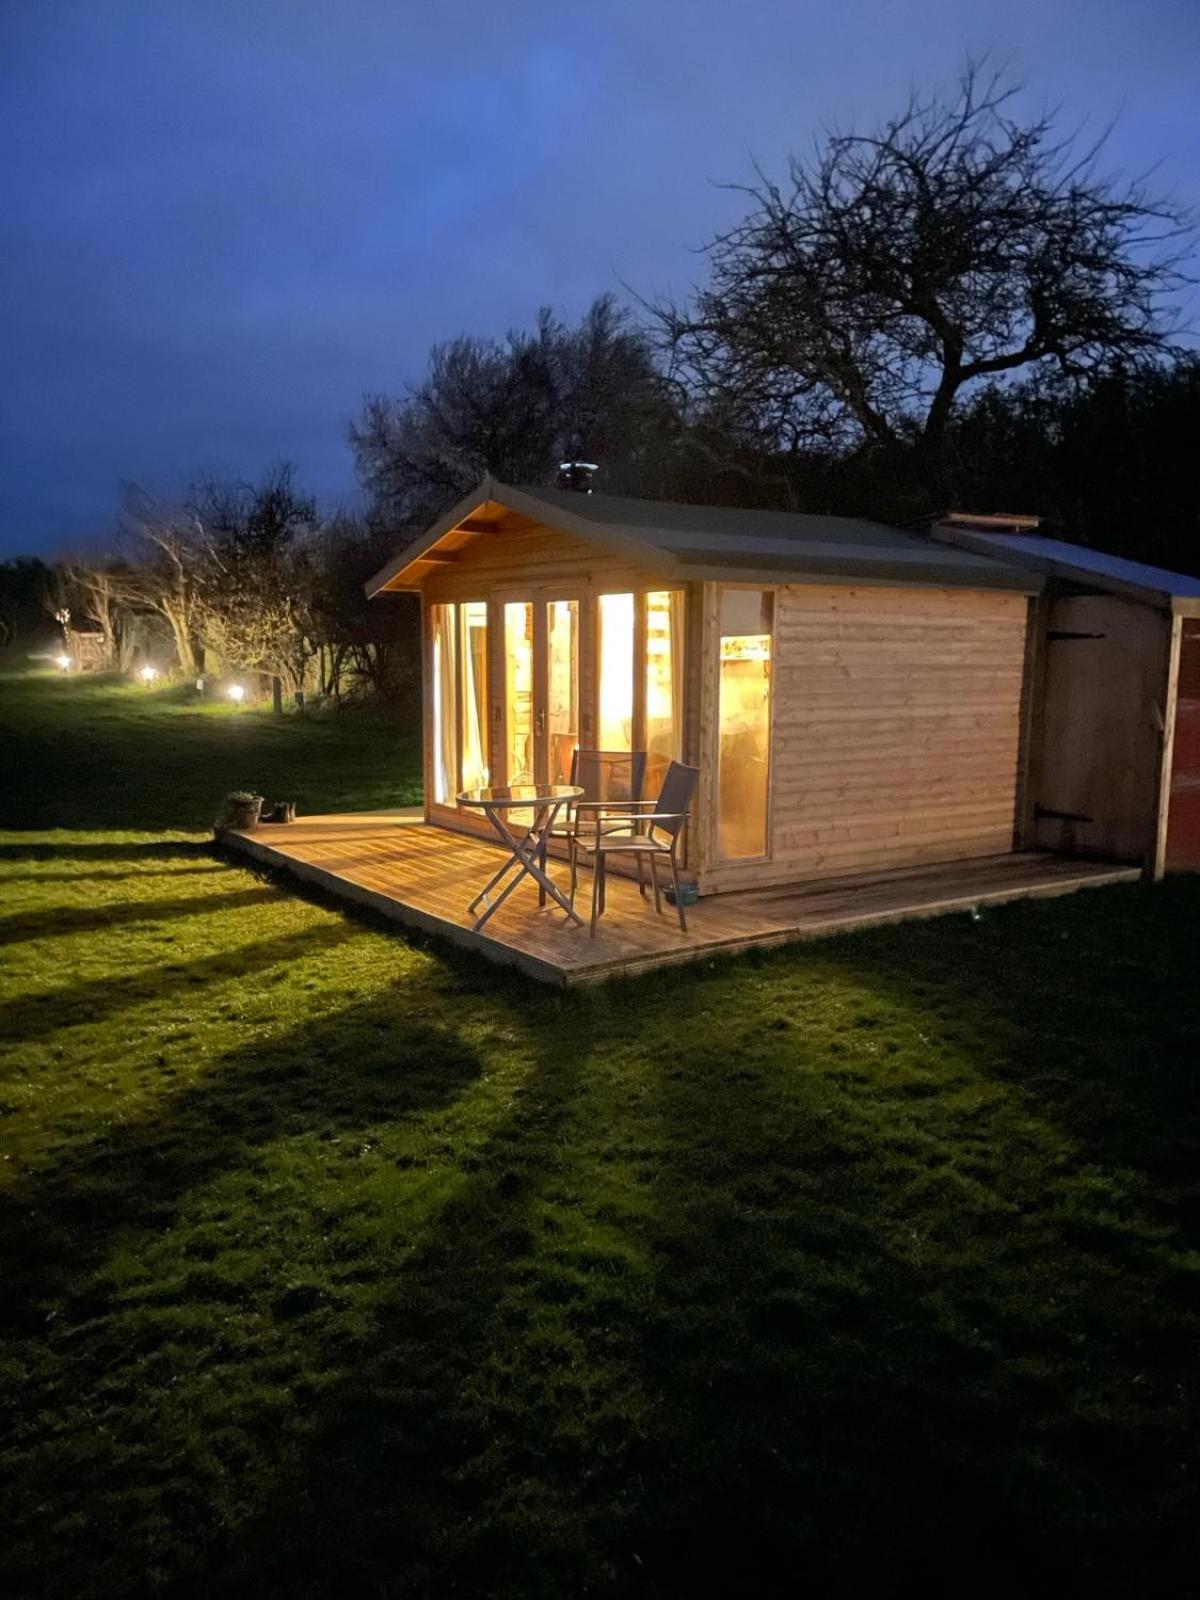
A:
[140,664,159,683]
[55,654,71,671]
[227,683,245,703]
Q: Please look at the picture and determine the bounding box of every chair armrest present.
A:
[580,810,690,848]
[573,798,655,813]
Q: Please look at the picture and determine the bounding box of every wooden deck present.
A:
[222,810,1142,985]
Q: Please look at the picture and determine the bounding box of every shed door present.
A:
[1033,594,1169,863]
[1166,622,1200,870]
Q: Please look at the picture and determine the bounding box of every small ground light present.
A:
[227,683,245,703]
[55,654,71,670]
[140,664,159,683]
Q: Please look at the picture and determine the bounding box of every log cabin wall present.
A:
[417,517,1031,892]
[699,583,1030,894]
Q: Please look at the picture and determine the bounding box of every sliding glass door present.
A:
[432,587,685,812]
[431,599,491,805]
[498,592,581,789]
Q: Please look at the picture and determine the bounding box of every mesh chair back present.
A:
[651,761,700,843]
[570,748,647,805]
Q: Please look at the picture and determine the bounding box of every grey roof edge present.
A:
[930,524,1200,614]
[367,480,1042,598]
[673,551,1040,592]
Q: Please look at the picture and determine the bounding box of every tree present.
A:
[119,485,207,677]
[0,558,57,654]
[349,295,679,527]
[188,464,321,695]
[653,65,1192,497]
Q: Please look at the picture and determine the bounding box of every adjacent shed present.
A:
[367,480,1045,897]
[930,522,1200,875]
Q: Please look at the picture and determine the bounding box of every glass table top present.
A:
[456,783,585,807]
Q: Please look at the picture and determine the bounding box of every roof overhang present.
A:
[929,523,1200,615]
[364,478,678,597]
[366,480,1043,599]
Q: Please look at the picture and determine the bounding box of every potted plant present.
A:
[215,791,264,834]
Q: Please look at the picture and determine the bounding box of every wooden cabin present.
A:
[366,480,1200,897]
[366,479,1078,898]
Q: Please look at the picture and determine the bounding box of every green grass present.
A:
[2,667,1200,1596]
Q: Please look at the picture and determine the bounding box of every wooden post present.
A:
[272,675,283,717]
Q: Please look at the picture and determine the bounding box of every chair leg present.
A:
[649,852,662,914]
[668,854,687,932]
[569,837,577,907]
[636,853,646,898]
[537,834,547,907]
[590,855,601,936]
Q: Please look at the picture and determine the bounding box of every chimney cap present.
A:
[557,460,599,493]
[941,510,1041,533]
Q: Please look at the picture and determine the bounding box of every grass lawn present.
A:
[2,668,1200,1596]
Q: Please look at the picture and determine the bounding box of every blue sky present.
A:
[1,0,1196,556]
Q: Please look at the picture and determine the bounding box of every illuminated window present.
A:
[504,601,534,784]
[645,590,685,794]
[459,601,489,792]
[718,588,773,859]
[597,592,635,751]
[546,598,579,785]
[431,603,457,804]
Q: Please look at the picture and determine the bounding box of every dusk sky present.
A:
[2,0,1196,558]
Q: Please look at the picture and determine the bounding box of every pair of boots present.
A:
[260,800,296,824]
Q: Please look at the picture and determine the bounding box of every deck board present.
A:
[223,811,1141,985]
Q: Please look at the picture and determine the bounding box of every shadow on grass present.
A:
[0,885,281,945]
[0,919,357,1045]
[0,839,214,862]
[7,865,1200,1597]
[0,863,228,884]
[0,991,485,1336]
[814,879,1200,1210]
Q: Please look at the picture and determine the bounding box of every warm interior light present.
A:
[720,634,772,661]
[55,654,71,670]
[140,664,159,682]
[597,592,635,750]
[227,683,245,703]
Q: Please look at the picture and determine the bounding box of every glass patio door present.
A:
[501,593,581,788]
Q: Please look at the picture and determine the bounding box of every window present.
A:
[597,592,635,751]
[504,601,535,784]
[431,603,457,805]
[645,590,685,794]
[546,598,580,785]
[717,588,773,859]
[459,601,489,792]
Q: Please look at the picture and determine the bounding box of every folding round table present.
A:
[456,782,585,932]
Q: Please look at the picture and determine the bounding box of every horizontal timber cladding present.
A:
[704,584,1029,893]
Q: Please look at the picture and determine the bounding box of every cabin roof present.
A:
[929,526,1200,616]
[365,478,1043,596]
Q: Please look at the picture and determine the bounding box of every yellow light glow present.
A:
[227,683,245,703]
[55,654,71,670]
[597,592,634,750]
[720,634,771,662]
[140,664,159,682]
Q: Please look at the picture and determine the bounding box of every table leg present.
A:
[472,800,583,931]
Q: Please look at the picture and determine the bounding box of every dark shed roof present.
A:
[366,479,1042,596]
[930,526,1200,616]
